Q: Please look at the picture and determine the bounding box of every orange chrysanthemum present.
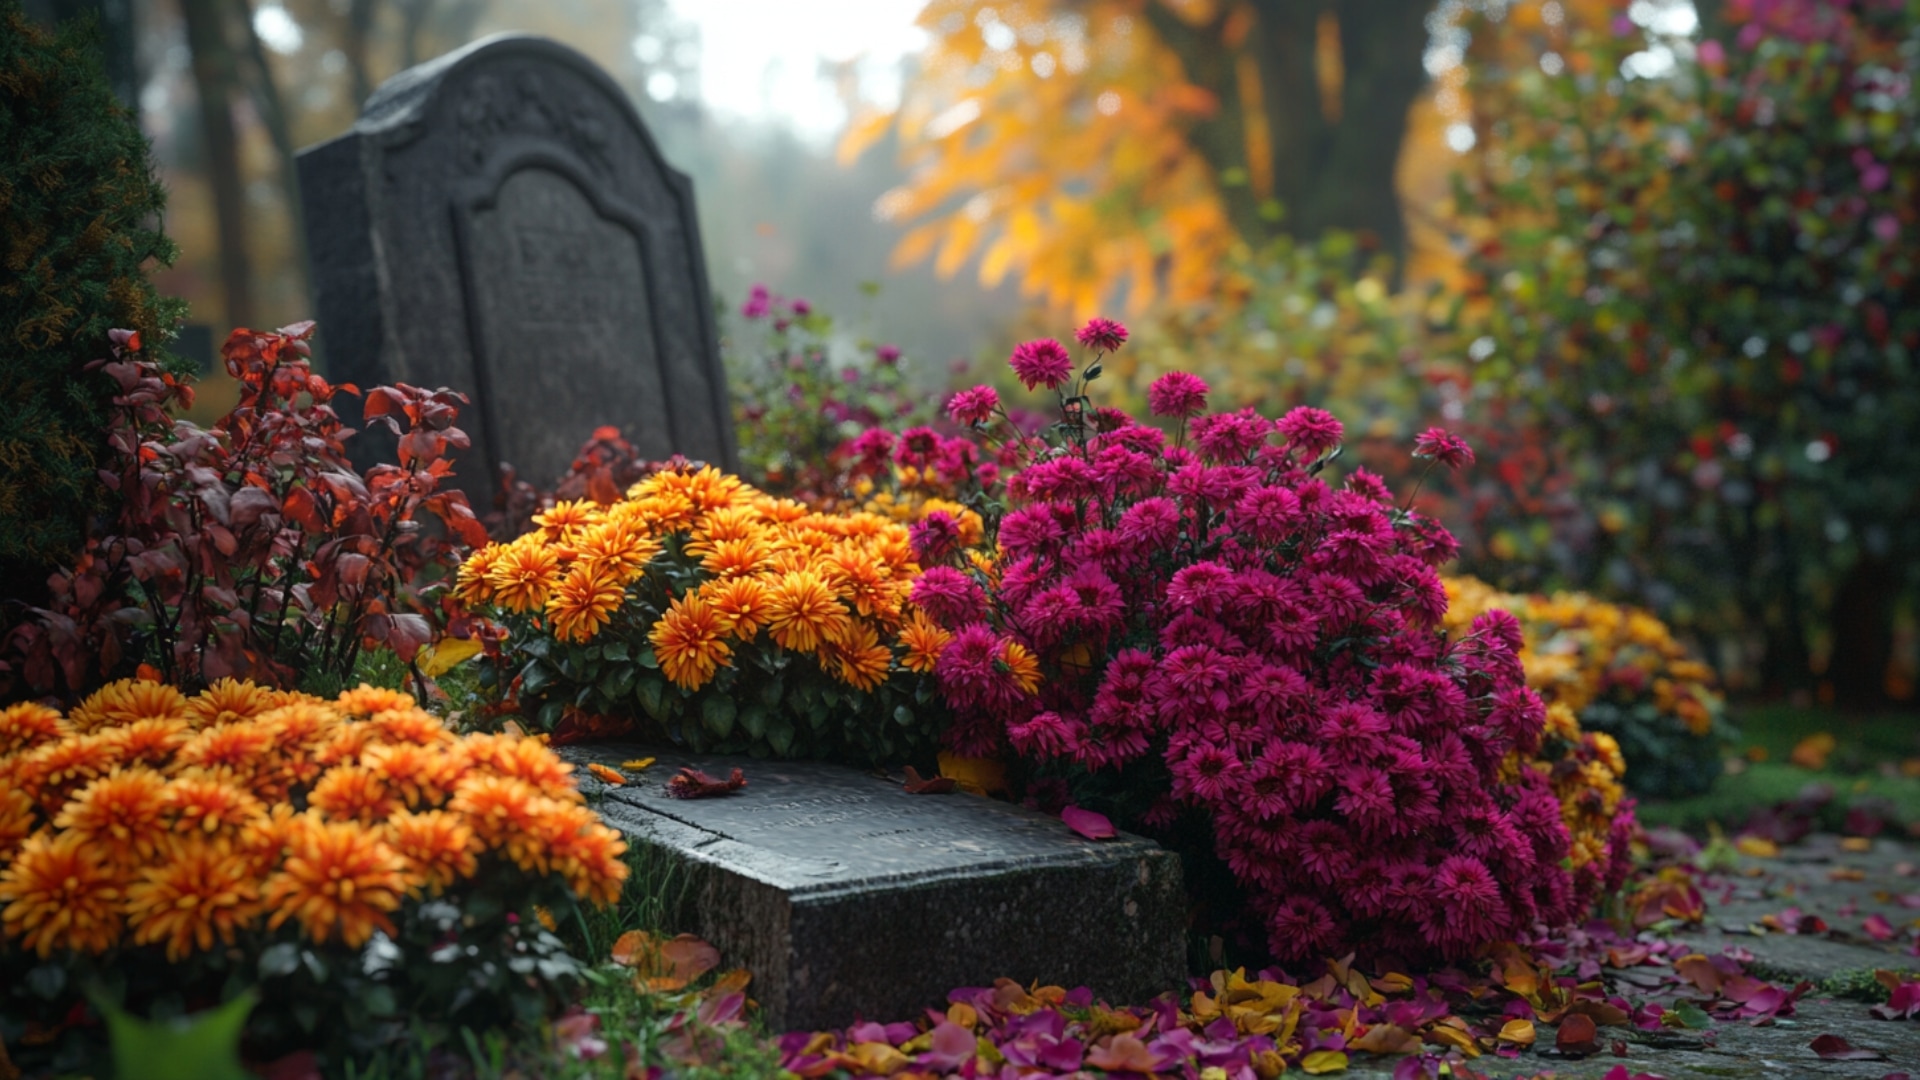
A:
[573,522,659,584]
[649,592,734,690]
[362,741,464,808]
[386,810,480,894]
[765,570,853,654]
[186,677,278,728]
[67,679,189,733]
[638,465,748,512]
[0,702,66,757]
[611,491,697,536]
[999,640,1043,696]
[0,788,36,861]
[367,705,454,747]
[164,772,264,836]
[54,767,171,866]
[174,720,277,790]
[752,496,812,524]
[899,610,954,674]
[533,499,603,541]
[531,799,629,904]
[823,544,900,620]
[0,830,124,957]
[335,685,418,719]
[698,536,772,579]
[106,716,191,769]
[309,765,402,824]
[18,732,124,811]
[485,539,562,614]
[546,562,627,644]
[454,544,502,605]
[263,816,406,947]
[125,835,263,961]
[688,505,765,547]
[476,737,578,803]
[825,620,893,692]
[449,775,551,871]
[701,577,772,641]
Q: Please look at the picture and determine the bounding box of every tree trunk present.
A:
[342,0,379,110]
[1141,0,1431,270]
[1828,554,1896,711]
[232,0,308,308]
[181,0,255,329]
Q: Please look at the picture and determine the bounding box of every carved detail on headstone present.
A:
[456,70,615,178]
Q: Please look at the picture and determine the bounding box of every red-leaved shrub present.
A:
[916,321,1594,964]
[1,324,486,698]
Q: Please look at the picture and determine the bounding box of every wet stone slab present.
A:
[560,743,1186,1031]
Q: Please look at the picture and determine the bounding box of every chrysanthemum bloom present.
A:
[1147,371,1210,419]
[18,732,124,811]
[697,535,772,580]
[998,640,1042,696]
[175,720,277,790]
[826,621,894,691]
[187,678,279,728]
[335,685,418,720]
[67,679,189,733]
[1075,317,1128,353]
[454,544,502,605]
[0,702,67,757]
[0,788,37,862]
[362,741,462,808]
[898,611,954,673]
[638,465,749,513]
[547,562,627,644]
[947,385,1000,426]
[649,592,734,690]
[450,775,552,871]
[367,705,455,747]
[1412,426,1476,470]
[54,767,171,866]
[1008,339,1074,390]
[534,800,630,906]
[385,810,480,894]
[764,571,853,653]
[263,815,407,947]
[701,577,772,641]
[164,772,265,836]
[310,764,403,824]
[1276,405,1344,458]
[0,829,125,957]
[533,498,603,542]
[824,545,898,621]
[485,537,562,614]
[125,835,263,961]
[475,736,579,803]
[573,521,661,585]
[99,717,187,772]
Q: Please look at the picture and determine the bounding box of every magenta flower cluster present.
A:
[915,324,1588,965]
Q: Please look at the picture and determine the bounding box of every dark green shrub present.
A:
[0,0,186,603]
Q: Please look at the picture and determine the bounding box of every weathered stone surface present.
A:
[296,34,736,506]
[560,743,1187,1031]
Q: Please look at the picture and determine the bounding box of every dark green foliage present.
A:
[1578,699,1730,800]
[0,0,186,601]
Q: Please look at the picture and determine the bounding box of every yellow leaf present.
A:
[1498,1019,1537,1046]
[936,752,1008,796]
[1301,1049,1348,1074]
[1735,835,1780,858]
[1790,732,1836,770]
[620,757,657,771]
[837,107,897,166]
[415,636,484,677]
[846,1042,910,1075]
[587,762,625,786]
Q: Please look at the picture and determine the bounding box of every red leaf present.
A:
[1863,913,1895,941]
[1062,805,1115,840]
[1808,1034,1885,1061]
[1556,1014,1599,1055]
[665,767,747,799]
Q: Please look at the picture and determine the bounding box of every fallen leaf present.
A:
[1736,835,1780,858]
[1842,836,1875,853]
[658,934,721,984]
[1809,1034,1886,1061]
[1865,913,1897,941]
[1300,1049,1349,1074]
[1831,868,1868,881]
[1791,732,1836,770]
[610,930,654,968]
[709,969,751,995]
[1061,805,1115,840]
[901,765,955,794]
[587,763,625,786]
[620,757,657,771]
[416,636,484,677]
[936,751,1008,796]
[1352,1023,1421,1054]
[1556,1014,1600,1055]
[1498,1019,1537,1047]
[665,766,746,799]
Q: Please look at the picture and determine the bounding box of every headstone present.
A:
[295,34,737,507]
[560,744,1187,1031]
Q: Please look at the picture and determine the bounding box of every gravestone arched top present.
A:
[296,33,737,508]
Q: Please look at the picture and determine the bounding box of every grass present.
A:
[1635,702,1920,834]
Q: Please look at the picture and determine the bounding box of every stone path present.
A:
[1349,834,1920,1078]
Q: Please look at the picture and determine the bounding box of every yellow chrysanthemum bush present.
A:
[457,464,952,766]
[1444,577,1733,800]
[0,678,627,1065]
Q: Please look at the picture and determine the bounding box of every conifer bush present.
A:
[0,0,186,602]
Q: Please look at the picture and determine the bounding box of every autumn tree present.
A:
[845,0,1435,313]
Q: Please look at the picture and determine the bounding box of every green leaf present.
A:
[635,678,667,720]
[1670,1001,1712,1029]
[26,963,66,999]
[602,641,630,662]
[702,695,737,738]
[520,660,555,697]
[97,991,256,1080]
[637,646,660,669]
[761,676,786,707]
[740,704,769,740]
[256,942,300,979]
[767,718,796,756]
[598,664,637,700]
[893,705,915,727]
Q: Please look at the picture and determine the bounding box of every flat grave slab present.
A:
[558,743,1186,1030]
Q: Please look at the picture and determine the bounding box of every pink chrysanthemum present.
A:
[1007,339,1073,390]
[1146,371,1209,418]
[946,385,1000,426]
[1074,317,1128,353]
[1413,426,1476,469]
[1276,405,1344,458]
